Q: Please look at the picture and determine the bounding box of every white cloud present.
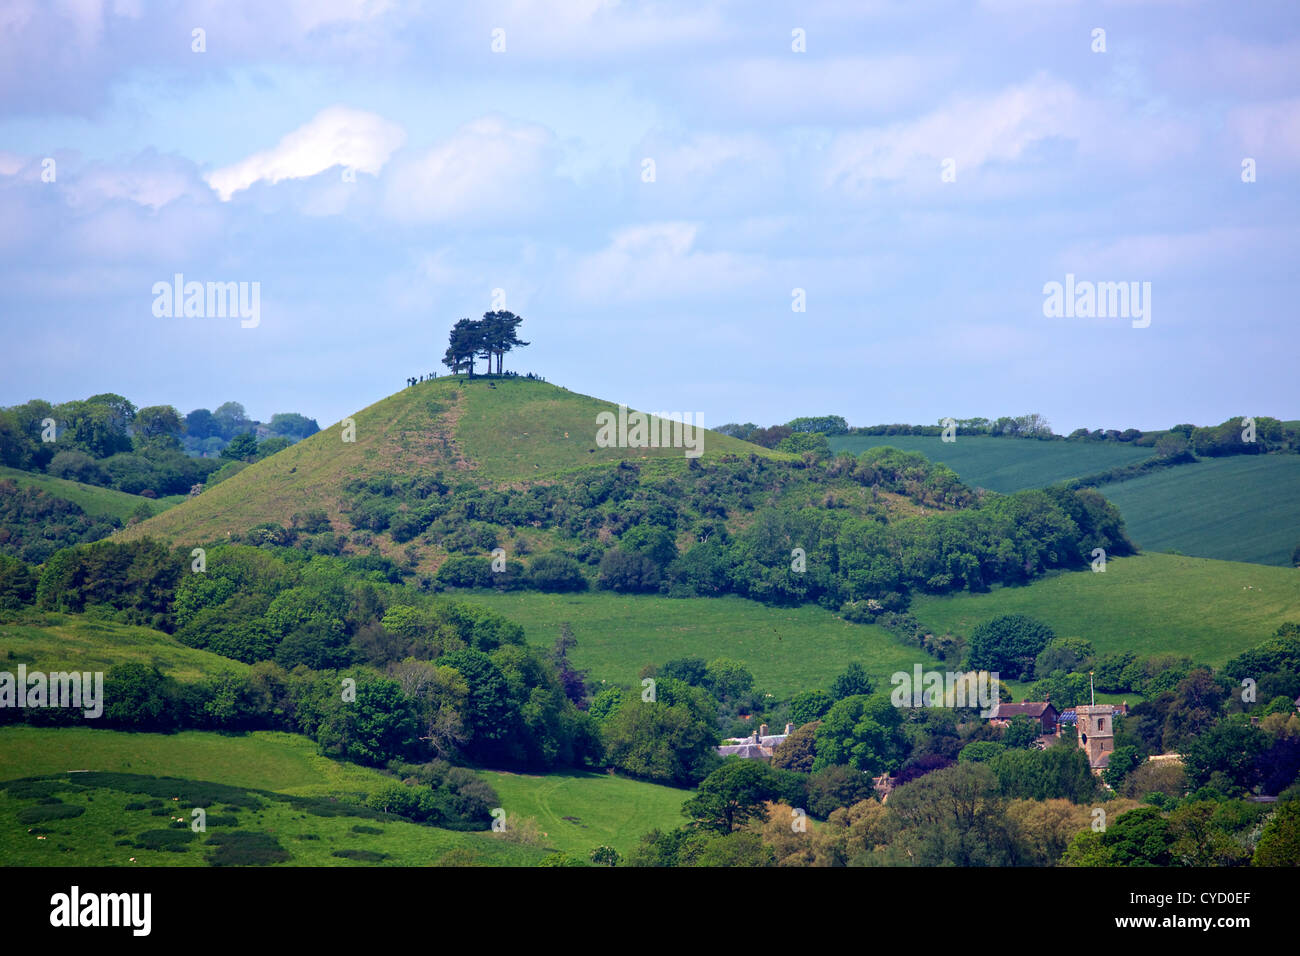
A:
[381,116,557,224]
[825,77,1082,195]
[205,106,406,201]
[568,222,765,303]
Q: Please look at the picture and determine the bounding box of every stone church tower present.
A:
[1075,703,1115,770]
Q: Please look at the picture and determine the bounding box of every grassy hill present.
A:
[480,769,688,858]
[1101,455,1300,567]
[825,435,1149,493]
[457,590,942,697]
[0,727,688,865]
[1,614,248,683]
[910,552,1300,667]
[120,377,785,550]
[0,465,187,522]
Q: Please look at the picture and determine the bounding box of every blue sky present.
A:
[1,0,1297,434]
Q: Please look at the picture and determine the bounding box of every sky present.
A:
[1,0,1297,434]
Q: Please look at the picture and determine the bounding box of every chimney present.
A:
[750,731,758,744]
[784,723,793,735]
[759,723,769,738]
[1121,700,1128,716]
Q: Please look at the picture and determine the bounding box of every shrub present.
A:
[17,803,85,824]
[527,553,588,592]
[332,849,388,862]
[206,831,291,866]
[133,828,196,852]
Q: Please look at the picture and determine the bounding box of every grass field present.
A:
[826,435,1150,493]
[0,465,187,522]
[454,590,943,697]
[0,727,688,865]
[0,768,544,867]
[454,376,784,480]
[0,728,388,797]
[0,614,248,683]
[911,553,1300,667]
[480,769,688,859]
[1101,455,1300,567]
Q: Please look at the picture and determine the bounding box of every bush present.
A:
[332,849,388,861]
[597,548,660,593]
[17,803,86,824]
[206,831,291,866]
[435,556,493,589]
[133,828,197,852]
[47,449,108,485]
[527,553,588,592]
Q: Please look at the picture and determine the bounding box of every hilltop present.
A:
[120,377,786,555]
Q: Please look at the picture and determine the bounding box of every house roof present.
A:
[989,702,1057,720]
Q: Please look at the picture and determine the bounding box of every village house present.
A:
[716,723,793,760]
[987,700,1059,735]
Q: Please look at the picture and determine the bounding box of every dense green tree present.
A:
[790,689,834,724]
[966,615,1056,680]
[1254,801,1300,866]
[601,694,719,786]
[220,432,260,462]
[812,693,907,774]
[682,760,778,834]
[830,661,874,700]
[1182,717,1269,795]
[0,554,37,609]
[314,674,420,766]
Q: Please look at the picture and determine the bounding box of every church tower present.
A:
[1076,672,1114,770]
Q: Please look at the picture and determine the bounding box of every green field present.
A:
[911,553,1300,667]
[0,728,390,797]
[0,769,543,867]
[1101,455,1300,567]
[826,435,1149,493]
[0,465,187,522]
[0,614,248,683]
[455,590,942,697]
[0,727,688,865]
[480,770,688,859]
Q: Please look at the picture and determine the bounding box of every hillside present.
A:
[826,435,1150,493]
[462,590,942,697]
[1101,455,1300,566]
[0,727,687,864]
[121,377,787,552]
[910,552,1300,667]
[0,466,188,523]
[1,614,249,683]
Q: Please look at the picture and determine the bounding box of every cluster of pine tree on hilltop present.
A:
[441,311,529,377]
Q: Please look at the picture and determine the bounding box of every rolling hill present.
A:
[0,466,187,523]
[461,590,943,697]
[120,377,787,551]
[825,435,1150,493]
[1101,454,1300,567]
[910,552,1300,667]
